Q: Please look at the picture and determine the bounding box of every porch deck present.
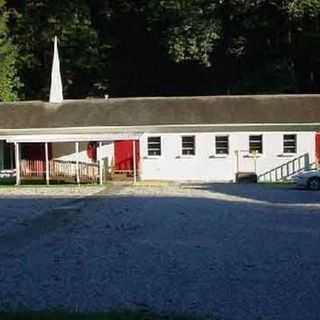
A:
[21,159,99,183]
[18,159,139,183]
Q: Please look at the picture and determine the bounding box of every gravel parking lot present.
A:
[0,183,320,320]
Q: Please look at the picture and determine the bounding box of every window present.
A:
[182,136,195,155]
[215,136,229,155]
[249,135,263,154]
[147,136,161,156]
[283,134,297,154]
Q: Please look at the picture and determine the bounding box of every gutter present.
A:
[0,122,320,138]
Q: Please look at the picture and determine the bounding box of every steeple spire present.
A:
[49,36,63,103]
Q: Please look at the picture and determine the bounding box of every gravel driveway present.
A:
[0,183,320,320]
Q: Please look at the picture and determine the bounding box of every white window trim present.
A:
[180,135,196,158]
[214,134,230,157]
[249,134,263,155]
[282,134,297,155]
[146,136,162,158]
[209,155,229,159]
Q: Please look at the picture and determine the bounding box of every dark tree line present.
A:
[1,0,320,101]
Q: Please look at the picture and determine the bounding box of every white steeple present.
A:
[49,36,63,103]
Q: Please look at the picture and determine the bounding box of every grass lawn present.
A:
[0,311,205,320]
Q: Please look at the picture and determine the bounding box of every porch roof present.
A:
[1,95,320,134]
[1,133,143,143]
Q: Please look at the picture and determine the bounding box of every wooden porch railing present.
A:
[21,159,99,182]
[21,160,45,176]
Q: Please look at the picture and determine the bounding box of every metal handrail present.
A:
[258,153,316,182]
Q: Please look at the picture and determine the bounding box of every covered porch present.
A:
[2,133,142,185]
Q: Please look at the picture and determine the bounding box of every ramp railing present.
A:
[258,153,317,183]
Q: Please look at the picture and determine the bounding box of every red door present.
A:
[114,140,140,171]
[316,133,320,163]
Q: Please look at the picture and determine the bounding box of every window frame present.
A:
[215,135,229,155]
[249,135,263,154]
[147,136,162,157]
[283,134,297,154]
[181,135,196,156]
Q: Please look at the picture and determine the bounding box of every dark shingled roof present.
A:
[0,95,320,130]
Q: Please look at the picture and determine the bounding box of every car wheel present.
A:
[308,177,320,191]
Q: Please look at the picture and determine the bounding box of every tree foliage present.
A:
[4,0,320,99]
[289,0,320,18]
[0,0,19,101]
[9,0,108,99]
[146,1,220,66]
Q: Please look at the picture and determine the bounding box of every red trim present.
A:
[316,133,320,163]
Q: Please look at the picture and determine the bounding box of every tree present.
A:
[6,0,320,98]
[86,0,222,96]
[0,0,19,101]
[288,0,320,18]
[9,0,109,100]
[146,0,220,66]
[287,0,320,92]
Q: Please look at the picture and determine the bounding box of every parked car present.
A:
[293,170,320,190]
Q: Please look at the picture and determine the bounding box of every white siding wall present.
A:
[100,142,115,169]
[49,131,316,182]
[139,131,316,182]
[53,142,114,168]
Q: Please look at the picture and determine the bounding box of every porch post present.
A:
[75,142,80,185]
[133,140,137,184]
[99,141,103,185]
[235,150,239,173]
[45,142,50,185]
[253,150,257,173]
[15,142,21,185]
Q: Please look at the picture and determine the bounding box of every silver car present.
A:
[293,170,320,190]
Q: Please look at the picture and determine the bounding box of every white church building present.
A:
[0,95,319,184]
[0,38,319,185]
